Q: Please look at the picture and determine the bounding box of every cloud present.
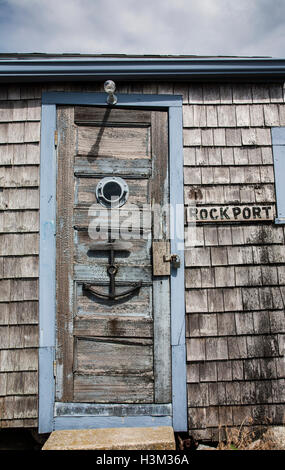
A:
[0,0,284,57]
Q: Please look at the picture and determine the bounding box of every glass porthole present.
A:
[96,177,129,208]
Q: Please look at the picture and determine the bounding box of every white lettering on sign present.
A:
[187,205,275,223]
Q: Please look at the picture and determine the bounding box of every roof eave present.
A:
[0,57,285,82]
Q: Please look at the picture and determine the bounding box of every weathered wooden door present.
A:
[55,105,171,416]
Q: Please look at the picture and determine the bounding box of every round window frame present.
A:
[95,176,129,208]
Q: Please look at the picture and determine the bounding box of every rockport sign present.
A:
[187,204,275,223]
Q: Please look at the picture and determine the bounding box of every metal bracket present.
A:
[153,241,180,275]
[54,130,58,147]
[163,253,181,269]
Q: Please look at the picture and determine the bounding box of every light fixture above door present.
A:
[104,80,117,105]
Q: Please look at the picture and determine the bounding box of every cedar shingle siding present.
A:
[0,86,41,428]
[183,82,285,440]
[0,81,284,438]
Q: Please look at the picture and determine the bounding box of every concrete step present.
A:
[42,426,176,450]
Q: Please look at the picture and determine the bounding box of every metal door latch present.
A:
[163,253,181,269]
[153,241,180,275]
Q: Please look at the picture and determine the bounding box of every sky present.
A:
[0,0,284,57]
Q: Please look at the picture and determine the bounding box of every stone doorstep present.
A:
[42,426,176,451]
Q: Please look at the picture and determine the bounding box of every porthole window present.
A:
[96,177,129,208]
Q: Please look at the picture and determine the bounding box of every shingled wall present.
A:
[182,82,285,440]
[0,86,41,427]
[0,81,284,438]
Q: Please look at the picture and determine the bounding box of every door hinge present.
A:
[54,130,58,148]
[53,360,57,377]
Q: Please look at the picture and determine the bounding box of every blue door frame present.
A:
[38,91,187,433]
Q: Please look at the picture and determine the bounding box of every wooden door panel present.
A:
[75,177,149,206]
[73,316,153,338]
[73,207,149,232]
[73,375,154,403]
[56,106,76,402]
[56,105,170,405]
[74,337,153,374]
[74,264,152,283]
[75,232,152,266]
[74,106,152,124]
[76,284,153,317]
[76,126,150,158]
[74,156,152,178]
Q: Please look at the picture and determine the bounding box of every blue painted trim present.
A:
[275,218,285,224]
[272,127,285,145]
[54,416,172,430]
[1,56,285,81]
[42,92,182,108]
[171,345,188,431]
[169,106,188,432]
[55,402,172,417]
[39,102,57,348]
[38,91,187,433]
[272,127,285,224]
[38,101,57,433]
[38,347,55,433]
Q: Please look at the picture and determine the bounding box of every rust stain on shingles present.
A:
[108,317,119,336]
[188,187,203,201]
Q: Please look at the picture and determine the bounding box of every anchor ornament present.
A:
[83,242,142,301]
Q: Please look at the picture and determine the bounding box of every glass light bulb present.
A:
[104,80,116,94]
